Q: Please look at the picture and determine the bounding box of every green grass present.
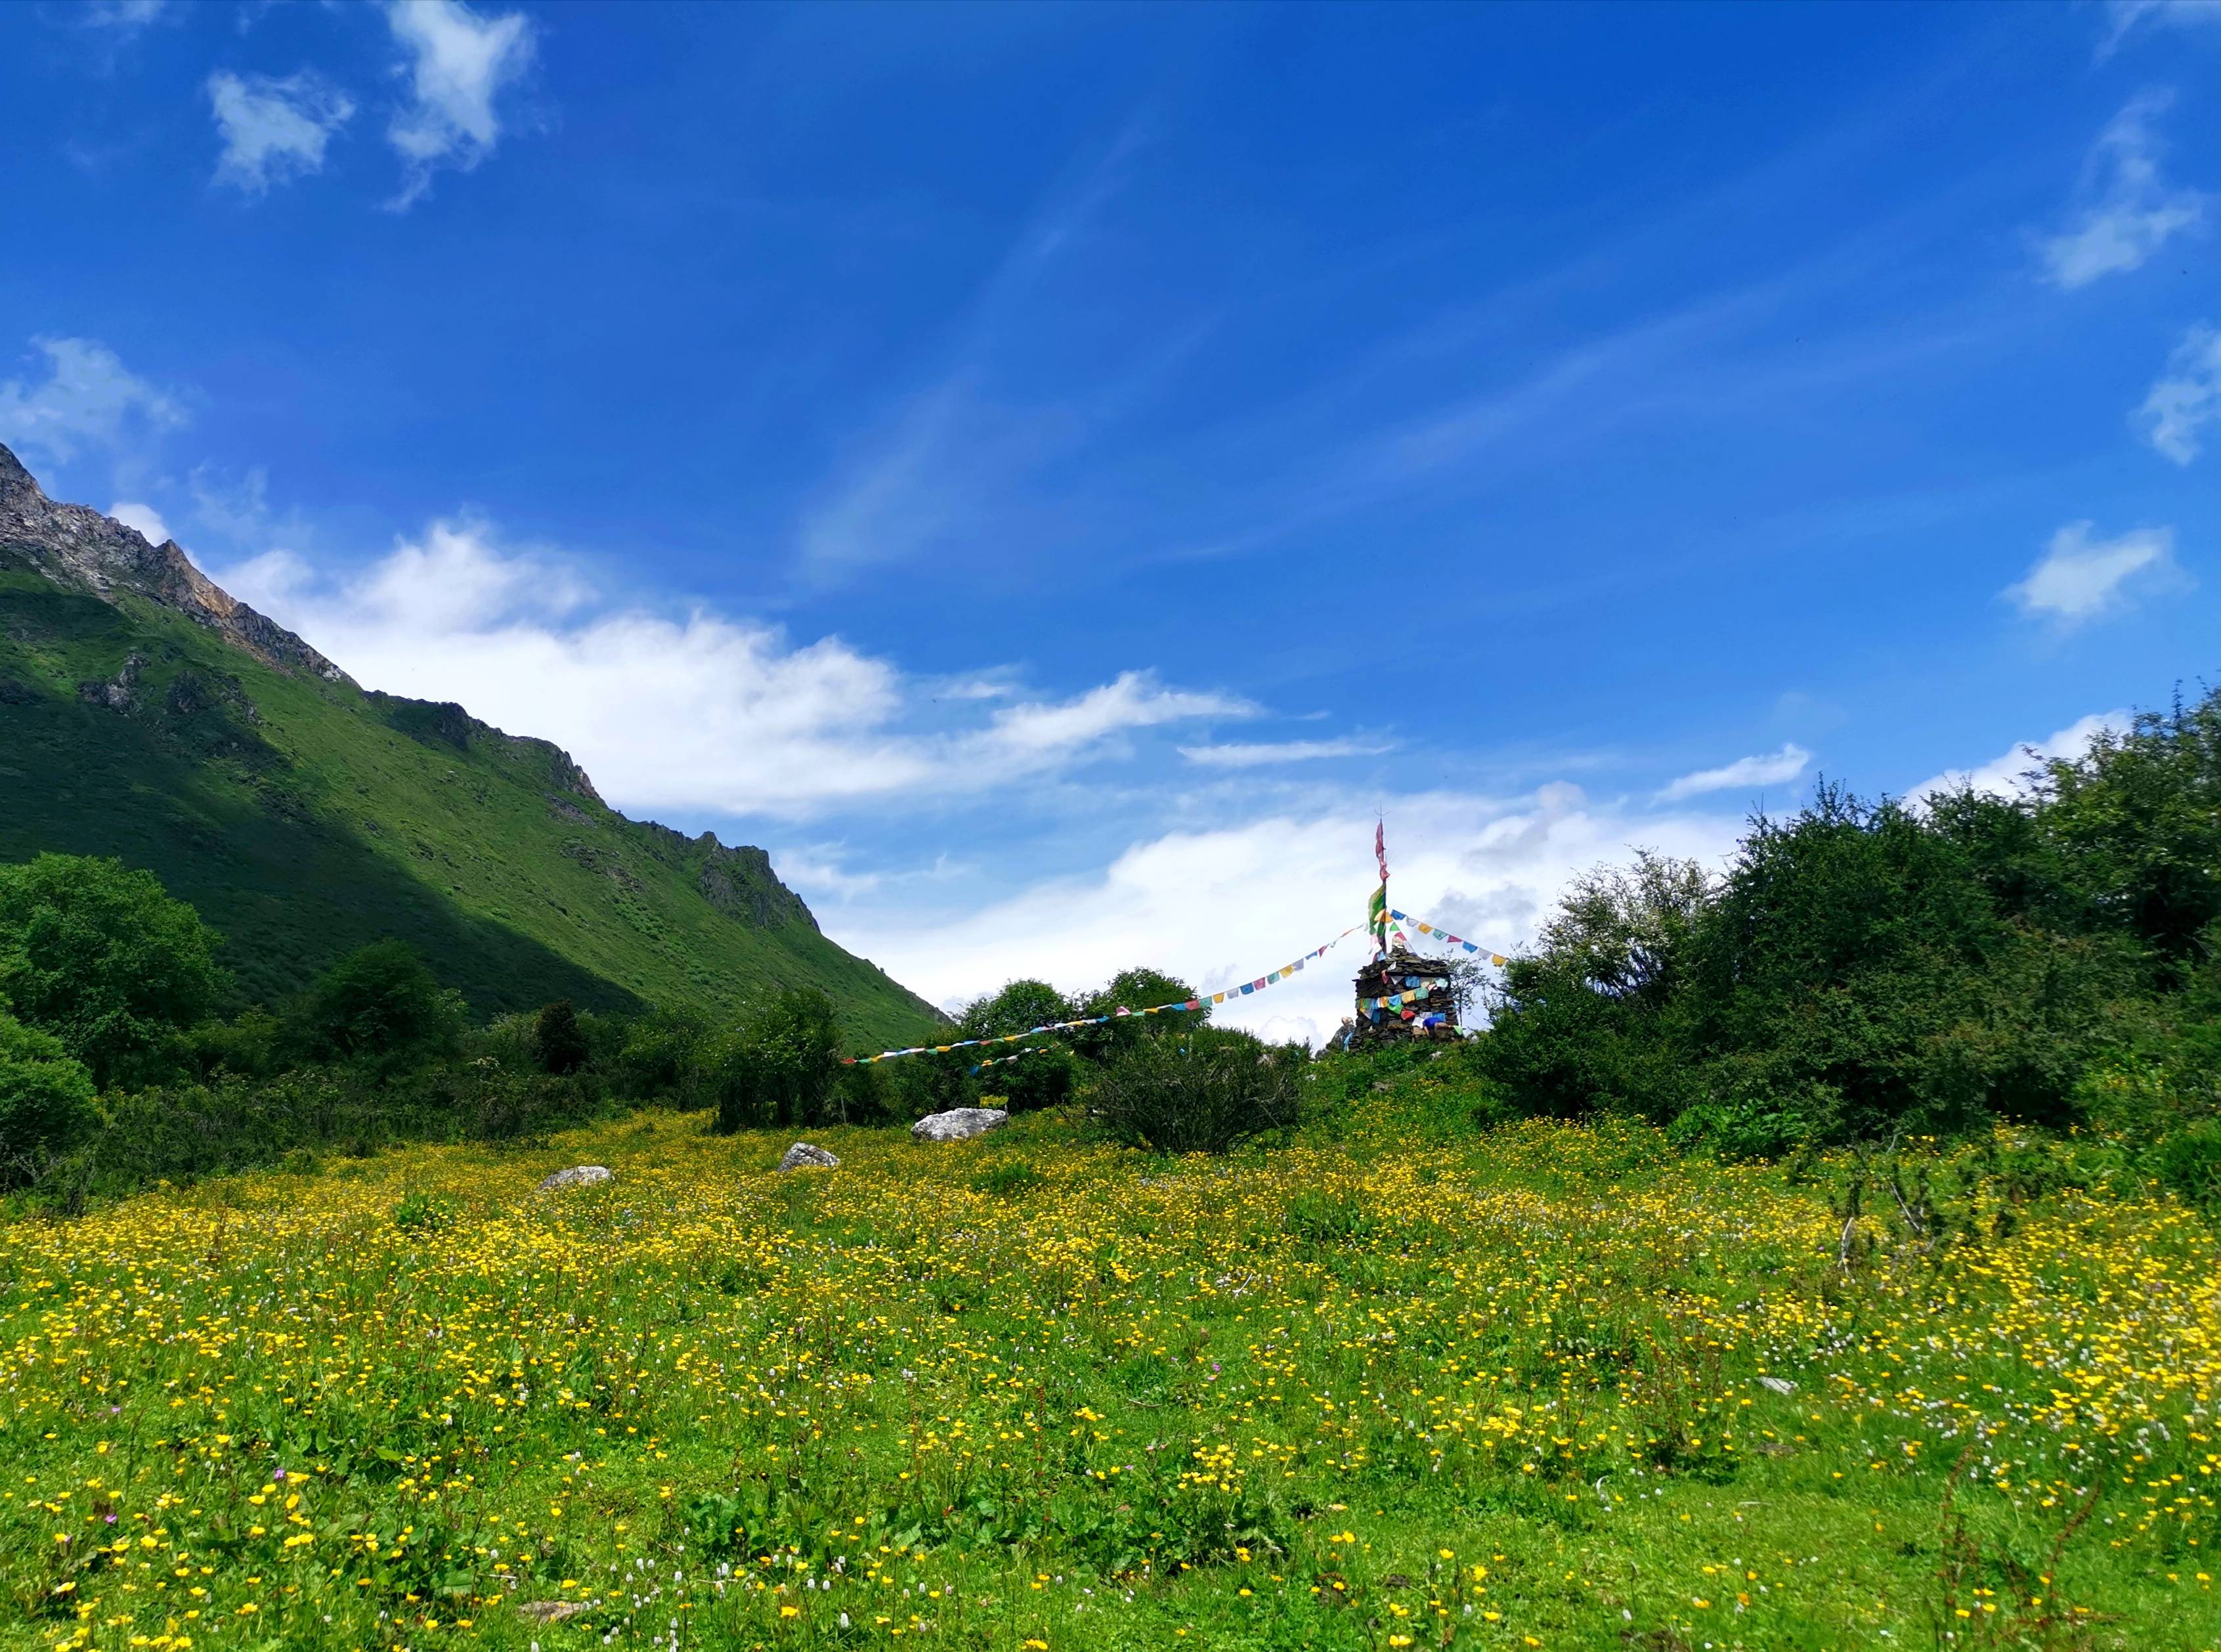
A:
[0,562,941,1049]
[3,1074,2214,1651]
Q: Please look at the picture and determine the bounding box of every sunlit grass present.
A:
[3,1095,2216,1649]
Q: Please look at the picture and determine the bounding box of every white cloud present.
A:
[1654,742,1811,802]
[2103,0,2221,54]
[1178,738,1392,768]
[2138,321,2221,464]
[211,520,1247,820]
[2004,521,2182,625]
[2038,93,2207,290]
[207,71,355,194]
[1910,711,2129,804]
[382,0,536,209]
[108,500,171,544]
[0,337,185,466]
[836,787,1748,1049]
[80,0,167,35]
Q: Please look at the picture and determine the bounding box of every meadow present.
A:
[3,1077,2217,1652]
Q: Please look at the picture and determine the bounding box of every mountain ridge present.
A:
[0,444,940,1045]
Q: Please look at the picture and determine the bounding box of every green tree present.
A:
[0,1008,97,1185]
[957,978,1081,1110]
[712,988,842,1133]
[0,853,228,1087]
[534,998,590,1076]
[957,979,1077,1041]
[1071,967,1205,1064]
[285,940,464,1070]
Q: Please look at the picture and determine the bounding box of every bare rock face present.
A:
[777,1141,840,1171]
[0,441,352,684]
[536,1164,615,1192]
[910,1107,1008,1143]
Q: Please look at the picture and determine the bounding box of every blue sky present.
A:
[5,0,2220,1040]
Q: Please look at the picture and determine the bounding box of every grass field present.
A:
[3,1077,2217,1651]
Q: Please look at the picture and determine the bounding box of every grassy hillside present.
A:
[0,561,942,1049]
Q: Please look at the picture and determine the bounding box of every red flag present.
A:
[1374,819,1387,884]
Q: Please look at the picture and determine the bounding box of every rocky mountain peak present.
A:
[0,441,353,686]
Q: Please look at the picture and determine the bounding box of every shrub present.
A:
[0,853,228,1087]
[1666,1095,1809,1162]
[1090,1026,1305,1154]
[284,940,464,1071]
[2150,1118,2221,1211]
[614,1005,714,1103]
[712,988,841,1133]
[534,998,590,1076]
[0,1009,96,1187]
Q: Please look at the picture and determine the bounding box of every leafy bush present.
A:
[1089,1025,1305,1154]
[534,997,590,1075]
[284,940,464,1071]
[0,1009,96,1186]
[1666,1095,1809,1162]
[0,852,228,1087]
[712,988,841,1133]
[2149,1118,2221,1211]
[616,1005,713,1104]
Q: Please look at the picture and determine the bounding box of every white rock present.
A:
[1759,1376,1798,1395]
[910,1106,1009,1143]
[536,1164,614,1192]
[778,1142,840,1171]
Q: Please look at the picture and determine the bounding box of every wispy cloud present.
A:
[2004,521,2183,626]
[2138,321,2221,464]
[0,337,185,467]
[382,0,536,209]
[1178,738,1391,769]
[78,0,167,36]
[794,123,1163,586]
[2038,93,2207,290]
[213,517,1249,820]
[1654,742,1811,802]
[2102,0,2221,55]
[208,71,355,194]
[1910,711,2130,804]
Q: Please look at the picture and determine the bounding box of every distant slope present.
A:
[0,444,943,1049]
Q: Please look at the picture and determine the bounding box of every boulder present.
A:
[778,1141,840,1172]
[536,1164,614,1192]
[911,1106,1008,1143]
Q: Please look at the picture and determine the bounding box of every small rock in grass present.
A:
[778,1142,840,1171]
[1759,1375,1798,1395]
[518,1599,592,1623]
[911,1106,1008,1143]
[536,1164,614,1192]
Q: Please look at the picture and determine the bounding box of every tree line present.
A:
[0,854,1301,1205]
[1471,683,2221,1198]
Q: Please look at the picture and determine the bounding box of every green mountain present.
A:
[0,443,943,1049]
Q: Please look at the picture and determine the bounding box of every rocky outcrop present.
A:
[777,1142,840,1171]
[911,1107,1008,1143]
[0,442,351,684]
[536,1164,614,1192]
[369,691,605,804]
[697,837,815,931]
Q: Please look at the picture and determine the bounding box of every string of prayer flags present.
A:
[840,923,1368,1068]
[1387,909,1511,967]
